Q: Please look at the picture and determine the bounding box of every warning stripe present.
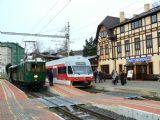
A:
[3,80,28,100]
[0,81,5,101]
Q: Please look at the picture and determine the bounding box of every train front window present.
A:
[72,66,92,74]
[25,63,45,72]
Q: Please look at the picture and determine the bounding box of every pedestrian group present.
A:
[93,70,107,83]
[93,69,127,85]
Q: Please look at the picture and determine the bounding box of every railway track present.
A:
[42,97,115,120]
[26,89,115,120]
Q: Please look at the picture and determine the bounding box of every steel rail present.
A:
[42,97,83,120]
[26,91,115,120]
[75,105,115,120]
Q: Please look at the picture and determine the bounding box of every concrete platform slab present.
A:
[48,84,160,120]
[0,80,63,120]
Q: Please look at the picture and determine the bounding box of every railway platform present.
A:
[48,82,160,120]
[0,79,63,120]
[0,78,160,120]
[92,80,160,97]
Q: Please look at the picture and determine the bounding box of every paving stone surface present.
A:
[1,79,160,119]
[50,84,160,116]
[0,80,62,120]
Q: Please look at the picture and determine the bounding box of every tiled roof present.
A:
[95,16,120,41]
[100,16,120,29]
[95,5,160,42]
[114,5,160,28]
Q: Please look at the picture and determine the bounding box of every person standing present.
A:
[93,70,98,83]
[120,70,126,85]
[112,70,119,85]
[98,71,103,83]
[48,69,53,86]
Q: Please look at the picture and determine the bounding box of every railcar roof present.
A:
[9,61,45,69]
[9,65,18,68]
[46,56,90,66]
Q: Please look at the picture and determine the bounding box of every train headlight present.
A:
[34,75,38,78]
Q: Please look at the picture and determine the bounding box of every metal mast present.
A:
[66,22,70,56]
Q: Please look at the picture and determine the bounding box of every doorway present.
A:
[136,65,147,80]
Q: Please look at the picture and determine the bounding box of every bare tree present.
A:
[57,39,68,56]
[35,41,43,53]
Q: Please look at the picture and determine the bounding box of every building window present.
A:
[125,40,130,52]
[151,14,157,23]
[101,65,109,74]
[120,25,125,33]
[99,31,107,38]
[100,46,103,55]
[117,42,121,53]
[105,44,109,54]
[135,38,140,50]
[146,35,152,48]
[131,19,142,29]
[158,32,160,47]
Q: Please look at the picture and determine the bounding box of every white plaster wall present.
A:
[0,47,11,73]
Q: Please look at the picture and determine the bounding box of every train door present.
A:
[52,68,57,79]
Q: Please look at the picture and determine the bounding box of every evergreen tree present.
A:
[69,50,74,56]
[83,37,97,56]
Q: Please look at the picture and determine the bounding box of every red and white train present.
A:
[46,56,93,87]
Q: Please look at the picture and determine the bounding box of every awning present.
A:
[124,63,134,67]
[135,62,147,66]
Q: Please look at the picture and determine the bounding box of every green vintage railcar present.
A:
[8,60,46,87]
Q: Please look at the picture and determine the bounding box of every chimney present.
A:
[120,11,125,23]
[144,4,150,12]
[133,14,137,17]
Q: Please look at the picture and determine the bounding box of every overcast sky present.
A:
[0,0,155,52]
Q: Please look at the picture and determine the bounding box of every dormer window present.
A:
[120,25,125,33]
[131,19,142,29]
[151,14,157,23]
[99,31,107,38]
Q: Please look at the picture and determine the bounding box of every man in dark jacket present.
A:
[120,70,126,85]
[93,70,98,83]
[48,69,53,86]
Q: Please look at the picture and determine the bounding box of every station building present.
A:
[0,42,24,65]
[96,4,160,80]
[0,46,11,73]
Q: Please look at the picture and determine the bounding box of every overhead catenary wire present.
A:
[70,0,142,41]
[38,0,71,33]
[30,0,59,32]
[71,32,96,41]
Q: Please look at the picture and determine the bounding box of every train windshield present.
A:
[72,66,92,74]
[25,63,45,72]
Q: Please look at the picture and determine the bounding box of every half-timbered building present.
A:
[96,4,160,80]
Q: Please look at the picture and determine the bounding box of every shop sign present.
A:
[126,56,151,63]
[127,70,133,78]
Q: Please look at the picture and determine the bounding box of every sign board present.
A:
[127,70,133,78]
[126,56,151,63]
